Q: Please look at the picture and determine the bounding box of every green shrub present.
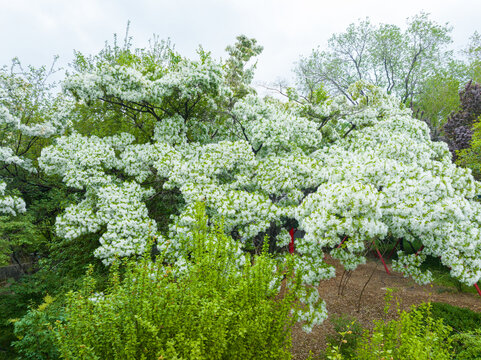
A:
[354,303,453,359]
[55,203,304,360]
[429,302,481,333]
[428,303,481,360]
[11,294,63,360]
[326,301,454,360]
[451,329,481,360]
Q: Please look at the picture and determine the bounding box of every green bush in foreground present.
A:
[55,203,304,360]
[11,294,63,360]
[326,299,453,360]
[429,302,481,333]
[451,329,481,360]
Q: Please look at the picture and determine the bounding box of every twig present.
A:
[357,262,378,312]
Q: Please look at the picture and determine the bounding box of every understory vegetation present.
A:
[322,295,481,360]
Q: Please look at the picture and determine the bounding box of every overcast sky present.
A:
[1,0,480,90]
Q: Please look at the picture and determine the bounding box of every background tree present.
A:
[443,80,481,160]
[412,62,464,141]
[296,12,452,105]
[464,31,481,83]
[0,58,72,266]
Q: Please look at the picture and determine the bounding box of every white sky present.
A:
[0,0,480,89]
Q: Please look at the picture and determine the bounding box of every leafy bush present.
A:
[357,304,451,360]
[451,329,481,360]
[55,203,305,360]
[11,294,63,360]
[326,301,453,360]
[429,302,481,333]
[355,303,453,359]
[428,302,481,360]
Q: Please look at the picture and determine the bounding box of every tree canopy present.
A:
[27,36,481,295]
[296,12,453,105]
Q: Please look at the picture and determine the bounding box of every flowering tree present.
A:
[36,37,481,329]
[0,59,73,266]
[0,59,71,215]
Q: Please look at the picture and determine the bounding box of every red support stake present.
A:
[289,228,295,254]
[337,236,348,248]
[376,247,391,274]
[373,241,390,274]
[415,245,424,256]
[474,283,481,298]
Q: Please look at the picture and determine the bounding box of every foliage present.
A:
[324,314,364,359]
[353,303,452,359]
[0,271,57,356]
[444,80,481,160]
[412,63,463,141]
[296,12,452,105]
[429,301,481,360]
[0,222,106,358]
[55,203,309,360]
[224,35,263,98]
[450,329,481,360]
[11,294,63,360]
[325,301,481,359]
[429,302,481,333]
[464,31,481,84]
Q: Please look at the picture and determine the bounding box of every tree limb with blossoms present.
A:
[0,58,71,216]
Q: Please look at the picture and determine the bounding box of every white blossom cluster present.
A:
[0,90,71,215]
[0,181,26,216]
[63,58,227,108]
[295,89,481,286]
[39,133,157,264]
[291,284,328,333]
[391,251,433,285]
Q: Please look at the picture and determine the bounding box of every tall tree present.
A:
[443,80,481,156]
[296,12,452,105]
[0,59,72,265]
[38,34,481,298]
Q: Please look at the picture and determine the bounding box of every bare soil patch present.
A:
[291,255,481,360]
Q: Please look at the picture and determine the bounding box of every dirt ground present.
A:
[290,255,481,360]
